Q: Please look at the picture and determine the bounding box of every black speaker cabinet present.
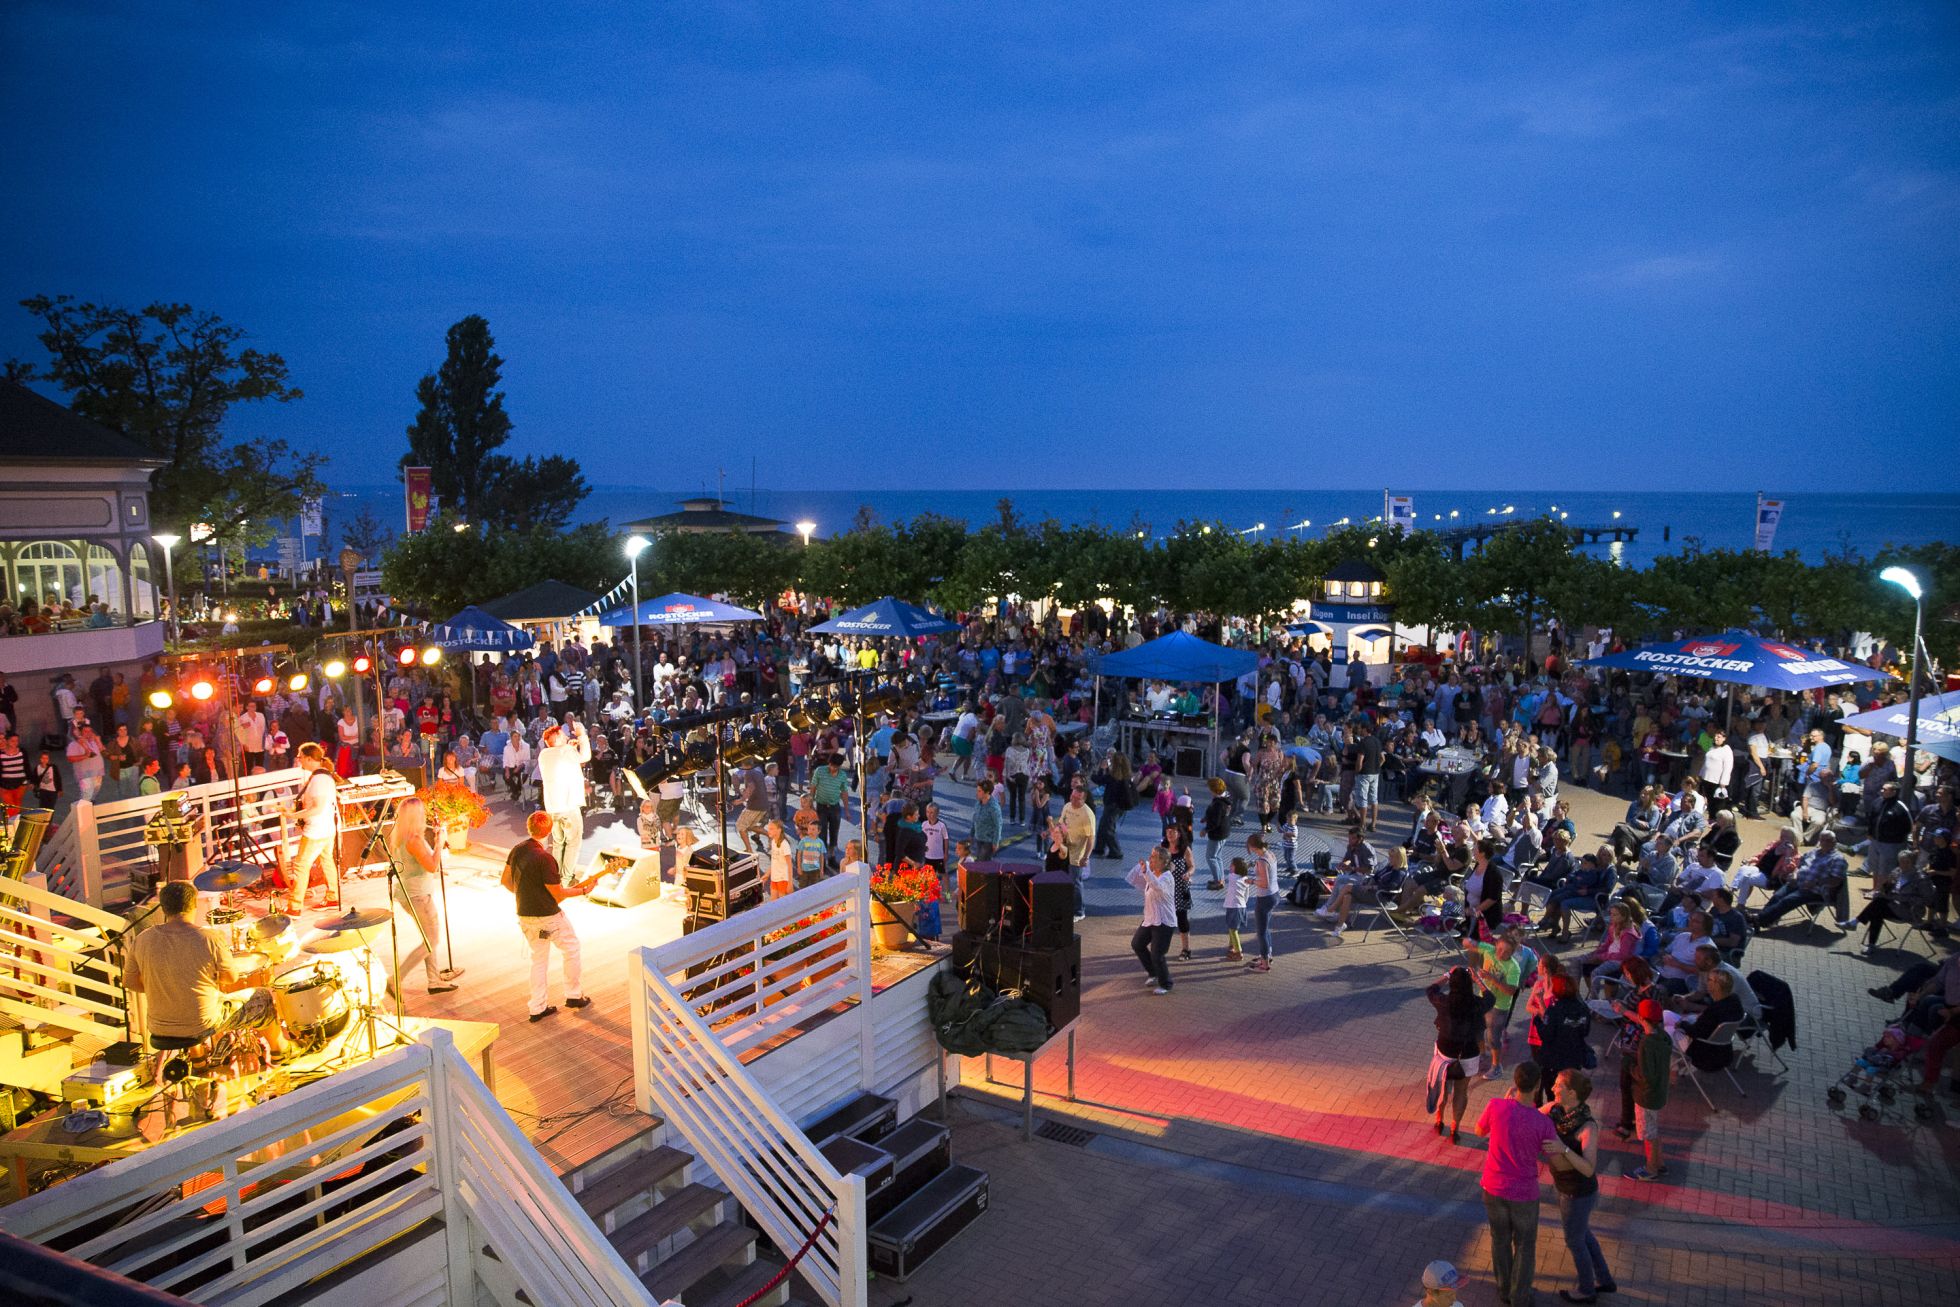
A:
[1027,872,1075,949]
[949,934,1081,1033]
[957,864,1001,935]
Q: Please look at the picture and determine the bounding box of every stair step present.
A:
[608,1181,726,1268]
[690,1256,790,1307]
[573,1143,690,1224]
[639,1220,756,1302]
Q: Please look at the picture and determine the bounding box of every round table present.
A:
[1416,747,1483,810]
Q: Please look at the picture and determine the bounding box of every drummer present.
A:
[125,881,262,1057]
[386,795,460,998]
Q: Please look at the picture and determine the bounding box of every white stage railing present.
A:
[632,875,875,1307]
[0,870,132,1044]
[0,1029,655,1307]
[71,770,310,909]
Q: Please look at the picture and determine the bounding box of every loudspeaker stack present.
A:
[951,860,1080,1033]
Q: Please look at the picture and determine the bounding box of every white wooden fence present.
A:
[0,870,132,1044]
[41,770,309,908]
[0,1029,657,1307]
[631,875,880,1307]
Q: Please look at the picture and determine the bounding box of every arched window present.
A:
[15,541,84,613]
[85,544,124,615]
[129,542,155,618]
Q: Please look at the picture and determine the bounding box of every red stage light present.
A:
[252,675,275,694]
[397,647,416,666]
[352,654,372,674]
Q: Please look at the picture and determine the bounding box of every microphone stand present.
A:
[432,821,464,982]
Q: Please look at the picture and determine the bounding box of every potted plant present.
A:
[418,779,488,851]
[867,861,941,952]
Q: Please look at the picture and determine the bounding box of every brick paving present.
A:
[868,771,1960,1307]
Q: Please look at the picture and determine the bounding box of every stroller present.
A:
[1826,1018,1936,1122]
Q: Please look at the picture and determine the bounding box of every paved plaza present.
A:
[864,772,1960,1307]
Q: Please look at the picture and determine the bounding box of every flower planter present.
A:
[444,820,469,853]
[869,898,918,952]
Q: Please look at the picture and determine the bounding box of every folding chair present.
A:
[1674,1020,1748,1109]
[1868,900,1941,958]
[1569,892,1614,942]
[1736,1012,1789,1074]
[1352,874,1417,956]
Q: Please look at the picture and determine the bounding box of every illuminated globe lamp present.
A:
[288,672,310,692]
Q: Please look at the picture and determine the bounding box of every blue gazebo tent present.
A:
[808,597,960,638]
[597,592,764,627]
[430,605,534,651]
[1090,631,1258,773]
[1838,690,1960,764]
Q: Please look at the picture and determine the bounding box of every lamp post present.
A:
[340,546,365,753]
[152,532,181,647]
[795,520,816,547]
[1880,565,1924,796]
[624,534,651,706]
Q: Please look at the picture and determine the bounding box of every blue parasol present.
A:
[807,596,960,638]
[1837,690,1960,764]
[430,605,535,651]
[1580,631,1893,693]
[598,592,764,627]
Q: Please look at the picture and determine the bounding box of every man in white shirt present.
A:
[536,721,592,878]
[1698,730,1735,814]
[1126,845,1177,994]
[236,702,268,771]
[1657,910,1714,992]
[1145,682,1174,714]
[283,742,341,915]
[1479,781,1510,835]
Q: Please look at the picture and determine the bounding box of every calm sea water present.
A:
[304,488,1954,570]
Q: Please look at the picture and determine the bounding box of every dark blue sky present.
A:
[4,3,1957,491]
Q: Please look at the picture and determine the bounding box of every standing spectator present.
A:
[501,809,594,1022]
[969,778,1002,861]
[536,721,591,878]
[1245,832,1279,973]
[1222,856,1250,961]
[1543,1069,1615,1302]
[1426,965,1493,1143]
[0,733,28,823]
[236,700,268,772]
[65,723,106,803]
[1164,822,1195,959]
[102,723,138,801]
[1126,844,1176,995]
[1865,782,1914,891]
[810,754,848,855]
[1622,999,1673,1181]
[1465,933,1524,1080]
[1059,786,1097,921]
[1353,721,1384,832]
[1202,776,1232,889]
[1475,1062,1559,1307]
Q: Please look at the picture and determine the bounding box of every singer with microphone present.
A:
[387,795,460,997]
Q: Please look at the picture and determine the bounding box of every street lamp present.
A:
[1880,565,1925,792]
[624,534,651,705]
[152,532,181,646]
[795,520,816,547]
[340,546,365,756]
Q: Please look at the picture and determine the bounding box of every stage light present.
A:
[148,689,174,710]
[288,672,310,692]
[324,659,347,678]
[189,680,215,702]
[352,654,372,674]
[397,647,417,667]
[420,646,442,666]
[252,674,275,694]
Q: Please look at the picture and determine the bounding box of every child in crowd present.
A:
[1028,776,1053,836]
[1623,998,1672,1181]
[1223,856,1250,961]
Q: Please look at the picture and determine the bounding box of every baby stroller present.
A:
[1826,1019,1936,1122]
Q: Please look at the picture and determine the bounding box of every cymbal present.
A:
[303,928,386,954]
[317,907,393,932]
[251,913,294,940]
[193,861,261,893]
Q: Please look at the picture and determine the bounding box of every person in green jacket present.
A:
[1627,998,1672,1181]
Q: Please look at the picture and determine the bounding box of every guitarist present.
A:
[501,809,600,1023]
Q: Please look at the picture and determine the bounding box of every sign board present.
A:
[1384,493,1415,535]
[1754,496,1784,552]
[404,467,432,534]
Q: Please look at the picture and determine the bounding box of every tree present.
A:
[11,295,324,544]
[403,315,588,531]
[340,504,392,559]
[380,516,619,617]
[1463,520,1584,662]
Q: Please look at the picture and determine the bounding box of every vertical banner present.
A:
[1753,494,1783,552]
[404,467,432,534]
[300,498,323,537]
[1384,492,1415,534]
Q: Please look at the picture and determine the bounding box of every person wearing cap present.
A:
[1410,1260,1465,1307]
[1623,998,1672,1181]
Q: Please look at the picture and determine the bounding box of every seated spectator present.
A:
[1729,827,1799,908]
[1316,824,1378,936]
[1634,834,1679,889]
[1583,901,1644,993]
[1538,851,1613,941]
[1753,832,1850,929]
[1673,968,1746,1071]
[1705,887,1749,952]
[1659,845,1729,916]
[1853,850,1937,956]
[1678,942,1762,1025]
[1656,910,1714,994]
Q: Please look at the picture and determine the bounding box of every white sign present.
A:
[300,498,324,537]
[1754,496,1784,552]
[1384,493,1415,534]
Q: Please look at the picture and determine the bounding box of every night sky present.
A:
[3,3,1956,491]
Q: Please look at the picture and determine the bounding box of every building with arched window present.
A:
[0,381,168,736]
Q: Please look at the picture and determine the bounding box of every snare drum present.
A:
[225,951,271,988]
[272,963,350,1041]
[208,906,252,954]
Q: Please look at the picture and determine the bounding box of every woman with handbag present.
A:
[1425,965,1493,1143]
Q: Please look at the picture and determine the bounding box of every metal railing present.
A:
[632,875,874,1307]
[0,870,132,1043]
[0,1029,653,1307]
[59,769,309,908]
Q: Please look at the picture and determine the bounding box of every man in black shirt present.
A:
[502,810,598,1022]
[1352,723,1384,833]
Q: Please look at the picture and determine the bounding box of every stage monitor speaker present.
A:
[1174,746,1206,777]
[1027,872,1075,950]
[590,848,670,908]
[957,865,1001,936]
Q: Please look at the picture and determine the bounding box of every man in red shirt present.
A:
[1476,1062,1559,1306]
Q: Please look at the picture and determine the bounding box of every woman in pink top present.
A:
[1581,901,1642,995]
